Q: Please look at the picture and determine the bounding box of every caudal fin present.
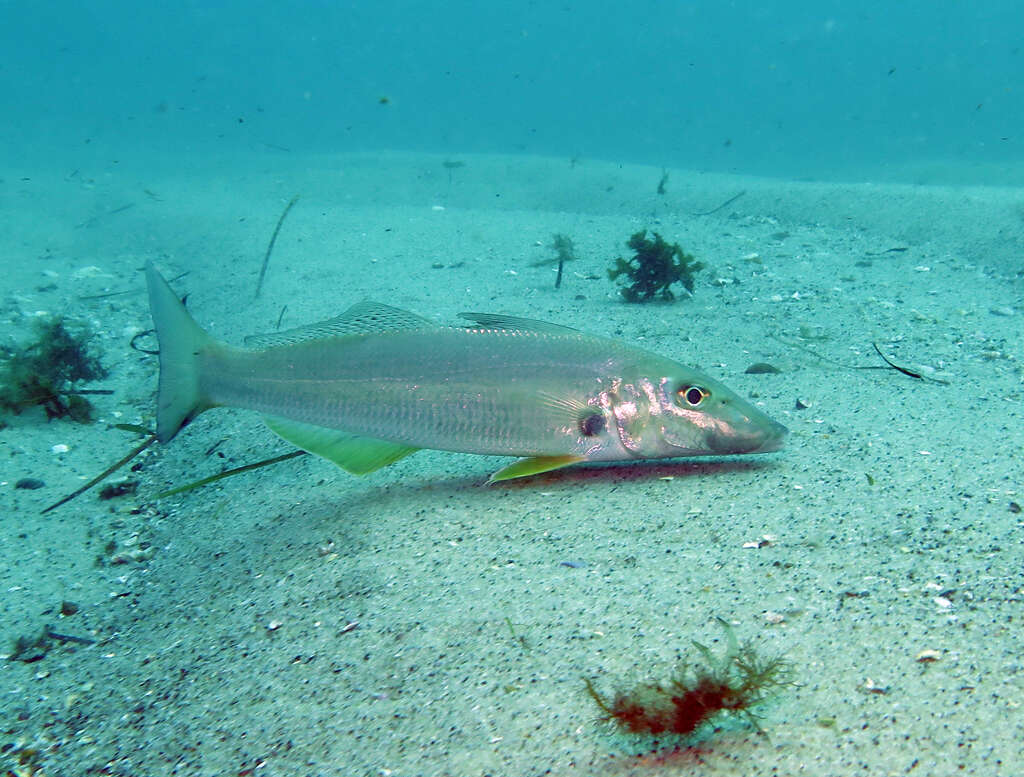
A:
[145,262,217,442]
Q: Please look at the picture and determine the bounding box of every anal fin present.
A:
[263,416,418,475]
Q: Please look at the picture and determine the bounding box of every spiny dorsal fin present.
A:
[245,302,437,349]
[458,312,580,335]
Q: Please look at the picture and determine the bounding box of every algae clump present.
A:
[608,230,704,302]
[584,619,791,739]
[0,316,108,424]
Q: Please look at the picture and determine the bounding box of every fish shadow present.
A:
[422,455,782,492]
[506,456,779,487]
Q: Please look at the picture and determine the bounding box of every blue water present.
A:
[3,0,1019,181]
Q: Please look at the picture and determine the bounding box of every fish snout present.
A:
[706,415,788,455]
[755,419,789,452]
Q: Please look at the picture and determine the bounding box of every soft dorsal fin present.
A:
[458,312,580,335]
[245,302,437,349]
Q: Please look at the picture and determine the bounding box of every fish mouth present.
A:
[707,419,788,455]
[753,420,788,452]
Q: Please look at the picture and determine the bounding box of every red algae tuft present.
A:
[584,618,791,738]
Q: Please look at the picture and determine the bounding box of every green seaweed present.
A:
[0,316,108,423]
[584,618,791,739]
[608,230,704,302]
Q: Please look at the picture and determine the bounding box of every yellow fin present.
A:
[488,455,584,483]
[263,416,418,475]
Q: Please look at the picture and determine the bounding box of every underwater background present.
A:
[1,2,1022,776]
[3,0,1021,180]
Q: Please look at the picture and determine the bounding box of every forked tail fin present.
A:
[145,262,217,442]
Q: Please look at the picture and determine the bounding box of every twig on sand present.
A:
[255,195,300,298]
[42,432,157,514]
[692,190,746,216]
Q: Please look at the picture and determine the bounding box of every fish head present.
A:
[606,367,787,459]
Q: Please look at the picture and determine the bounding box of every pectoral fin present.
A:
[487,455,584,483]
[263,416,419,475]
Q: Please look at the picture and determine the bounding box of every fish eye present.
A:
[676,385,709,408]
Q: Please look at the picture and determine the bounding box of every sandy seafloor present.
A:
[0,150,1022,777]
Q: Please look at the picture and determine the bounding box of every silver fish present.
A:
[146,262,786,481]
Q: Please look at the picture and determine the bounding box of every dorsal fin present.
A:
[245,302,437,349]
[458,312,580,335]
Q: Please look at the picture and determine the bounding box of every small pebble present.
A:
[862,677,888,694]
[109,546,155,564]
[98,480,138,500]
[795,398,812,410]
[15,478,45,490]
[744,362,781,375]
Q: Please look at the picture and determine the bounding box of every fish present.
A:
[145,261,786,482]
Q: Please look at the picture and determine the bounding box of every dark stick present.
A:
[692,190,746,216]
[771,334,950,385]
[254,195,300,298]
[42,434,157,514]
[155,450,306,499]
[555,258,564,289]
[44,627,96,645]
[74,203,136,229]
[130,328,158,354]
[872,342,947,384]
[872,342,923,379]
[81,270,189,302]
